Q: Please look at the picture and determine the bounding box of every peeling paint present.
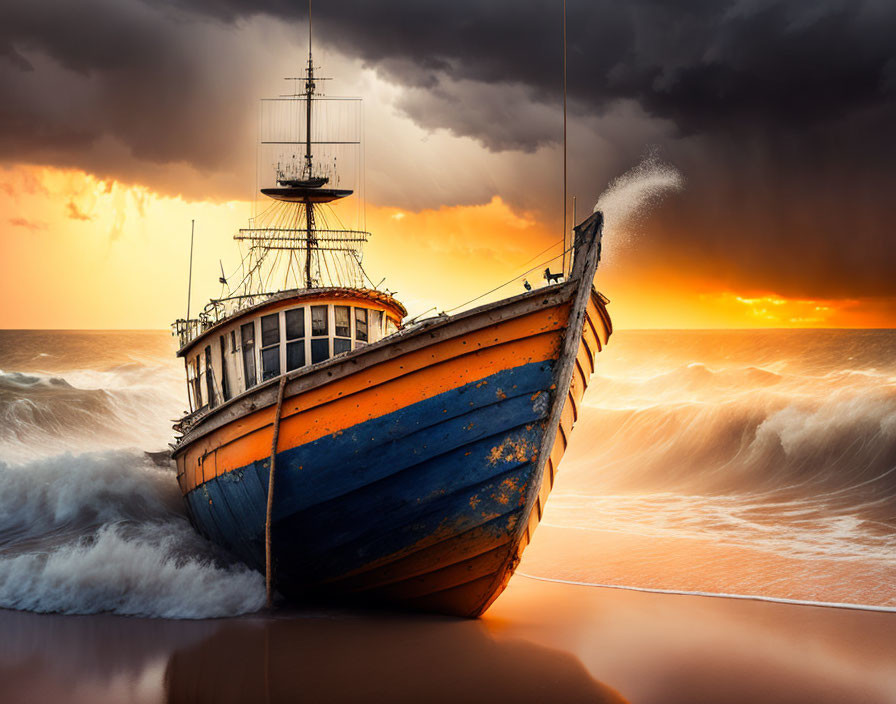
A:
[487,436,536,465]
[489,476,525,506]
[532,391,550,415]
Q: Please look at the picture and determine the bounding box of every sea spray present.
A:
[594,150,684,260]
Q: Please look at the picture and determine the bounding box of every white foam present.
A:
[0,523,265,619]
[0,450,265,619]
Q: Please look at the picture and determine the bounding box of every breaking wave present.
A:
[0,450,265,618]
[0,365,182,463]
[0,332,265,619]
[570,363,896,512]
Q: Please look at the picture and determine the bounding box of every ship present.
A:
[170,34,612,618]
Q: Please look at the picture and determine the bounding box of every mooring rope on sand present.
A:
[518,572,896,613]
[265,376,288,610]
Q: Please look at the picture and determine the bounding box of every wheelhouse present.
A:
[177,289,405,415]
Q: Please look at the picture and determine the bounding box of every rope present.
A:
[265,375,288,609]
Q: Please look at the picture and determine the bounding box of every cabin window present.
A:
[193,353,205,408]
[334,305,351,356]
[261,314,280,348]
[219,336,231,402]
[230,330,237,353]
[285,308,306,371]
[335,306,351,337]
[385,318,398,336]
[354,308,368,342]
[261,347,280,380]
[285,308,304,340]
[310,305,329,363]
[241,322,256,389]
[311,305,328,336]
[260,313,281,381]
[286,340,305,370]
[311,338,329,364]
[187,356,201,412]
[369,310,383,342]
[204,345,216,409]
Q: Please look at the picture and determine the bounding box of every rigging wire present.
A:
[443,243,574,315]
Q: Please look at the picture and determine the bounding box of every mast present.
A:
[304,3,316,288]
[228,0,366,301]
[173,0,372,345]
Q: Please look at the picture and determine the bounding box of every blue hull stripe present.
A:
[186,359,555,590]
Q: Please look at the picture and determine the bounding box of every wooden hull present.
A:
[173,213,611,617]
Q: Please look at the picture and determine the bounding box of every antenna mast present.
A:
[186,219,195,321]
[561,0,568,275]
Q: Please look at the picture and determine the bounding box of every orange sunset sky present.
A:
[1,163,891,330]
[1,5,894,330]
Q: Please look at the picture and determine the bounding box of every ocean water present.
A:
[522,329,896,608]
[0,329,893,617]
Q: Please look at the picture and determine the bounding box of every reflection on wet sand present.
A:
[4,576,894,704]
[164,612,626,704]
[0,605,625,704]
[0,608,216,704]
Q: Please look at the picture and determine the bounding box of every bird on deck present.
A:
[523,279,532,291]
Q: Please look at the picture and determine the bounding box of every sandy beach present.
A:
[2,576,894,704]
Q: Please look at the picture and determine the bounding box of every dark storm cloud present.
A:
[175,0,896,146]
[1,0,895,298]
[0,0,266,197]
[174,0,896,298]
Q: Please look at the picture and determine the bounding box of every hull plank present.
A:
[323,510,522,592]
[280,461,538,592]
[368,545,510,601]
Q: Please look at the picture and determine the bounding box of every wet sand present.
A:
[520,523,896,608]
[2,576,894,704]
